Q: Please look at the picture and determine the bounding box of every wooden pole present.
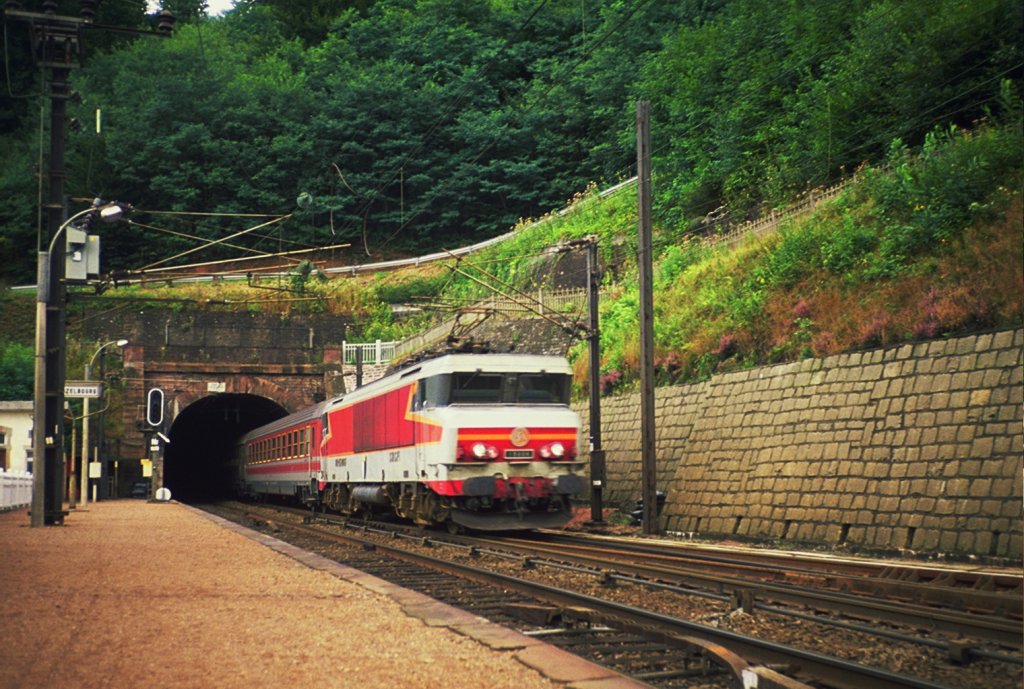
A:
[586,236,605,522]
[636,101,658,535]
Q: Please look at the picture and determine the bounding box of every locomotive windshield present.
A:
[415,372,570,408]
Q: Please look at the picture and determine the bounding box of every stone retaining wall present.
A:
[576,329,1023,559]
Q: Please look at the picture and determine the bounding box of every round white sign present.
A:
[155,487,172,502]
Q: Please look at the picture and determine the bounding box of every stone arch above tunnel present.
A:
[78,307,344,499]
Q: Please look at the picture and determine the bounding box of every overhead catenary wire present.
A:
[126,219,292,260]
[134,213,292,271]
[444,254,587,338]
[126,242,351,276]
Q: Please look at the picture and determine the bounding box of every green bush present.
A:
[0,341,33,401]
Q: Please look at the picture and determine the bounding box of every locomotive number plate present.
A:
[505,449,534,460]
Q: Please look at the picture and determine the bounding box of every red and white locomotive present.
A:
[236,353,584,530]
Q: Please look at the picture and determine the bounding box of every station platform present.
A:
[0,500,650,689]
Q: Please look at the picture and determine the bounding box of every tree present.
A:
[0,342,33,401]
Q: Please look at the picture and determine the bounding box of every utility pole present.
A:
[585,236,605,522]
[554,236,605,523]
[29,5,77,526]
[5,2,174,525]
[636,100,658,535]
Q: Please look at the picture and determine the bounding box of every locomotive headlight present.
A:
[466,442,498,460]
[539,445,551,458]
[549,442,565,458]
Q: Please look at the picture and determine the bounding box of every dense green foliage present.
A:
[0,342,33,400]
[1,0,1019,286]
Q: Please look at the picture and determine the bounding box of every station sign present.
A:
[65,381,103,399]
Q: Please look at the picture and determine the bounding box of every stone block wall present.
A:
[575,328,1023,559]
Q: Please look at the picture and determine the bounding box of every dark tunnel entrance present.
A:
[164,393,288,502]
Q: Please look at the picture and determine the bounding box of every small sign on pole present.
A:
[88,462,102,479]
[65,381,103,399]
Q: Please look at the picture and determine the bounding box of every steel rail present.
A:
[248,511,961,689]
[256,506,1021,647]
[536,531,1023,592]
[520,533,1023,617]
[461,535,1021,647]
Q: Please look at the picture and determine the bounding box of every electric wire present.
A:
[135,213,292,271]
[126,218,285,259]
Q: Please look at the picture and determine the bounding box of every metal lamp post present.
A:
[77,339,127,506]
[31,201,130,527]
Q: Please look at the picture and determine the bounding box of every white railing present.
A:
[704,180,850,249]
[341,340,397,366]
[0,470,33,511]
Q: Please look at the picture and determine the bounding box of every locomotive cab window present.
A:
[516,373,570,404]
[419,371,571,406]
[451,372,503,404]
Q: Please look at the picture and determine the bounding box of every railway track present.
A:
[460,531,1022,647]
[201,502,1022,689]
[525,531,1022,608]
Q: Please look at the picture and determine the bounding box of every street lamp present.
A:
[31,200,130,527]
[75,339,128,507]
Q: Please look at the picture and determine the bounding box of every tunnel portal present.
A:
[164,393,288,501]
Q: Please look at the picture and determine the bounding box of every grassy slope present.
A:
[432,123,1024,394]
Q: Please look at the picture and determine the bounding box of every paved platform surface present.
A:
[0,500,652,689]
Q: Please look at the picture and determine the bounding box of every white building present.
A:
[0,401,33,474]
